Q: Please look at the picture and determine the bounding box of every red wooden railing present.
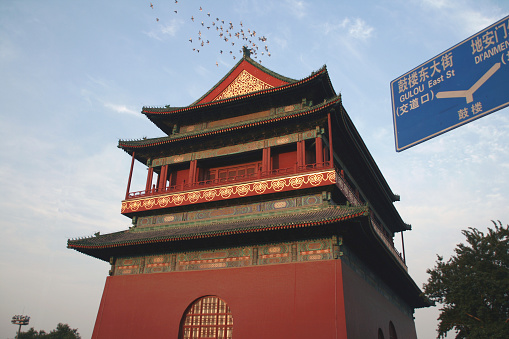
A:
[127,161,332,199]
[125,161,406,269]
[371,217,407,269]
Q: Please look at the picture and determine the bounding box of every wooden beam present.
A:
[327,112,334,167]
[125,152,135,200]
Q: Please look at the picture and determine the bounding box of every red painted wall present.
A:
[341,263,418,339]
[92,260,417,338]
[272,150,296,170]
[169,168,190,187]
[92,261,348,339]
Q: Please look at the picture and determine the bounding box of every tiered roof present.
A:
[109,52,407,235]
[129,49,335,138]
[68,54,429,309]
[192,48,298,105]
[68,205,368,260]
[118,95,341,163]
[68,202,428,309]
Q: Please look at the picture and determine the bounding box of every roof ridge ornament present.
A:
[242,46,251,59]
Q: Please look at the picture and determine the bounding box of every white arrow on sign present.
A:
[436,62,501,103]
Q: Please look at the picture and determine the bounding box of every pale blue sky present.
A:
[1,1,508,338]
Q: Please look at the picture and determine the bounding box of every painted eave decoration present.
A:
[67,205,368,250]
[120,95,341,151]
[140,60,331,117]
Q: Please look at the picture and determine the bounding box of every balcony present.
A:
[127,162,334,200]
[122,162,335,214]
[121,161,407,270]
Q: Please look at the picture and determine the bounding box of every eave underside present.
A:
[68,205,368,257]
[330,106,407,232]
[68,204,428,309]
[141,68,335,136]
[119,95,341,164]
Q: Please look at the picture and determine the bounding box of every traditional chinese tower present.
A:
[68,49,429,339]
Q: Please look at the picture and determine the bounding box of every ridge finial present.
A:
[242,46,251,58]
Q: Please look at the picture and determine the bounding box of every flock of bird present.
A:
[149,1,271,65]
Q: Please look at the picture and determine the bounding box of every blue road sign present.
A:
[391,15,509,152]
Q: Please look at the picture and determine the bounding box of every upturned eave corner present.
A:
[140,62,333,117]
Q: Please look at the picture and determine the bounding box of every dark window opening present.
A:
[389,321,398,339]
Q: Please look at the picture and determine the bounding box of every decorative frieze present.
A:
[115,257,143,275]
[176,102,305,136]
[213,70,274,101]
[150,130,317,167]
[122,169,336,214]
[113,237,339,276]
[135,194,323,231]
[335,171,362,206]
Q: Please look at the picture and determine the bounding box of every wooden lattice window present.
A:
[208,162,259,181]
[180,296,233,339]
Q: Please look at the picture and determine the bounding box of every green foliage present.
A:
[423,221,509,339]
[17,323,80,339]
[16,328,46,339]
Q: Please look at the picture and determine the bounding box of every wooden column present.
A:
[327,112,334,168]
[145,167,154,193]
[261,149,266,173]
[158,165,168,191]
[296,140,303,169]
[125,152,135,200]
[296,141,301,169]
[297,140,306,167]
[401,232,406,264]
[163,165,168,188]
[262,147,271,173]
[188,160,197,184]
[315,136,323,166]
[267,147,271,172]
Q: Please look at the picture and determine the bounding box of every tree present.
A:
[423,221,509,339]
[16,328,46,339]
[17,323,80,339]
[46,323,81,339]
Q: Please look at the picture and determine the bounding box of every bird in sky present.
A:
[146,3,271,66]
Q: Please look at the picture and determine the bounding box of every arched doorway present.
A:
[180,296,233,339]
[389,321,398,339]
